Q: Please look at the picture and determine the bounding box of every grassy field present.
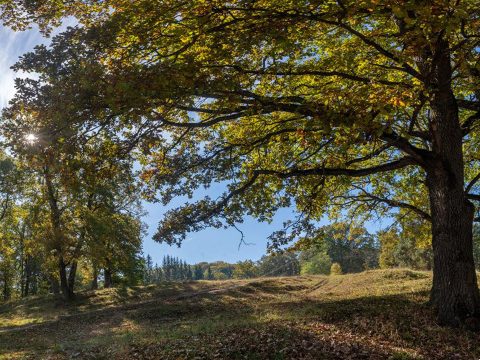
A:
[0,269,478,359]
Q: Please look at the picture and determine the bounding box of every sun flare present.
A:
[24,133,37,144]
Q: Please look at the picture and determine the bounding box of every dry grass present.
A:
[0,269,478,359]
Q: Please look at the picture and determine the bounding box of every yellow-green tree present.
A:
[233,260,258,279]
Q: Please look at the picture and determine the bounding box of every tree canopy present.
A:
[2,0,480,325]
[6,0,479,242]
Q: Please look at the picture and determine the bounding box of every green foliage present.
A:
[323,224,379,273]
[209,261,235,280]
[6,0,472,249]
[160,256,192,282]
[143,257,165,284]
[300,252,332,275]
[205,266,214,280]
[294,223,379,274]
[0,91,146,298]
[330,263,343,275]
[193,265,204,280]
[258,253,300,277]
[379,220,432,271]
[379,229,399,269]
[233,260,258,279]
[0,0,92,32]
[0,1,479,326]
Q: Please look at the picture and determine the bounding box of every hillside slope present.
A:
[0,269,478,359]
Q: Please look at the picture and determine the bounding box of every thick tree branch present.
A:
[345,144,392,166]
[457,99,480,111]
[380,131,431,167]
[204,64,412,87]
[466,172,480,193]
[193,157,417,226]
[462,111,480,135]
[352,185,432,222]
[155,92,349,128]
[313,18,423,81]
[211,6,422,80]
[467,194,480,202]
[254,156,416,178]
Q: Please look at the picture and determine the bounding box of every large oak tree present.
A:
[4,0,480,325]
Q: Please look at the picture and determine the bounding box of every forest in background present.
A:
[4,200,480,301]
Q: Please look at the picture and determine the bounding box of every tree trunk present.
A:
[31,266,38,295]
[23,255,32,297]
[91,265,98,290]
[45,162,76,301]
[428,170,480,325]
[50,276,60,295]
[58,256,75,301]
[3,274,10,301]
[68,261,77,296]
[426,38,480,326]
[104,268,112,288]
[59,257,70,300]
[24,260,30,297]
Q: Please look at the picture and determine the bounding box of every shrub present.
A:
[330,262,343,275]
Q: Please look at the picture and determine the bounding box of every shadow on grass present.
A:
[0,283,479,359]
[0,281,211,332]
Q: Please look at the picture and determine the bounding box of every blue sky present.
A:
[0,24,389,266]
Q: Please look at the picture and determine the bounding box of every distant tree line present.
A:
[4,217,479,301]
[141,254,300,284]
[143,255,193,283]
[141,220,480,284]
[298,222,480,274]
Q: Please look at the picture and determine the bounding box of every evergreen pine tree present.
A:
[194,265,203,280]
[187,264,193,281]
[206,266,213,280]
[144,255,153,284]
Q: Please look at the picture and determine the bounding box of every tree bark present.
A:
[68,261,77,296]
[24,256,31,297]
[426,38,480,326]
[3,274,10,301]
[428,169,480,325]
[104,268,112,288]
[50,276,60,295]
[91,265,98,290]
[58,257,74,300]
